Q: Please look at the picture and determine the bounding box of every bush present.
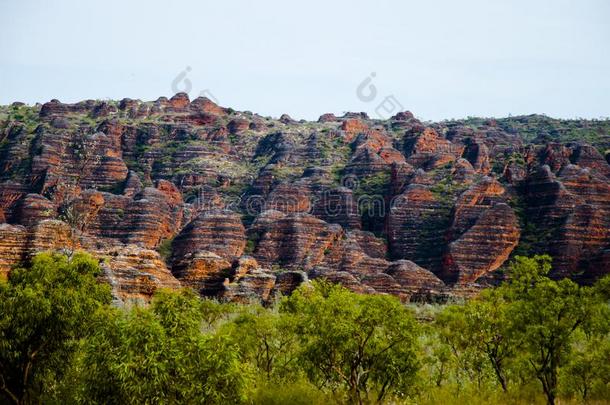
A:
[1,252,609,405]
[0,252,111,404]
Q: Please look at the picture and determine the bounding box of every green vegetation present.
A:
[0,252,608,404]
[156,237,174,263]
[0,252,111,404]
[354,170,391,198]
[429,175,467,206]
[78,289,247,404]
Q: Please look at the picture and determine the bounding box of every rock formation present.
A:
[0,97,608,303]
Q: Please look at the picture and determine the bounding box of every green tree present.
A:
[437,289,519,393]
[559,330,610,401]
[0,252,111,404]
[559,276,610,402]
[281,281,420,404]
[78,288,249,404]
[503,255,598,405]
[224,306,300,381]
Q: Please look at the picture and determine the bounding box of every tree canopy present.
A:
[0,252,608,404]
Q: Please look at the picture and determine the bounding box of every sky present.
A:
[0,0,608,121]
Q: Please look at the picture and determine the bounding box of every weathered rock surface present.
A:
[0,96,608,302]
[248,210,342,270]
[98,245,181,303]
[443,203,520,283]
[221,256,307,303]
[171,251,232,297]
[171,209,246,262]
[0,224,28,278]
[388,184,449,272]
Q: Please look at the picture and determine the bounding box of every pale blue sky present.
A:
[0,0,608,120]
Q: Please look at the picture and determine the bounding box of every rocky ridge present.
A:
[0,96,609,303]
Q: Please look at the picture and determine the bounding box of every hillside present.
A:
[1,94,609,303]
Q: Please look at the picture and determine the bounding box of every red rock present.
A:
[31,127,128,193]
[391,111,415,121]
[228,118,250,134]
[249,210,342,270]
[3,95,610,299]
[119,98,139,111]
[168,92,190,110]
[404,127,464,168]
[171,209,246,262]
[318,232,390,278]
[443,203,520,283]
[172,251,232,297]
[91,101,117,118]
[387,184,449,272]
[266,182,313,213]
[39,99,92,117]
[272,270,308,296]
[279,114,296,124]
[452,158,476,182]
[249,120,267,131]
[342,112,369,119]
[571,144,610,178]
[463,140,491,174]
[97,245,181,303]
[350,230,387,258]
[0,182,29,221]
[385,260,446,301]
[312,186,361,229]
[545,165,610,277]
[448,177,506,239]
[341,119,369,141]
[503,161,527,184]
[361,273,404,297]
[123,171,143,198]
[121,187,184,248]
[0,224,27,278]
[309,268,376,294]
[539,143,572,173]
[26,220,80,256]
[73,191,131,239]
[223,263,276,303]
[390,162,416,195]
[318,113,338,123]
[17,194,55,227]
[190,97,226,116]
[155,179,183,206]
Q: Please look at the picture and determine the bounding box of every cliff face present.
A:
[0,96,609,302]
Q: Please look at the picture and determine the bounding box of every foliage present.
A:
[1,252,609,404]
[222,305,301,381]
[156,237,174,263]
[354,171,391,198]
[281,281,420,404]
[0,252,111,404]
[250,379,332,405]
[77,288,249,404]
[433,255,610,405]
[436,289,517,392]
[504,256,602,405]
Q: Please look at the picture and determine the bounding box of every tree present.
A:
[560,277,610,402]
[281,281,420,404]
[78,288,249,404]
[437,289,519,393]
[0,252,111,404]
[223,306,301,382]
[559,330,610,401]
[503,255,597,405]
